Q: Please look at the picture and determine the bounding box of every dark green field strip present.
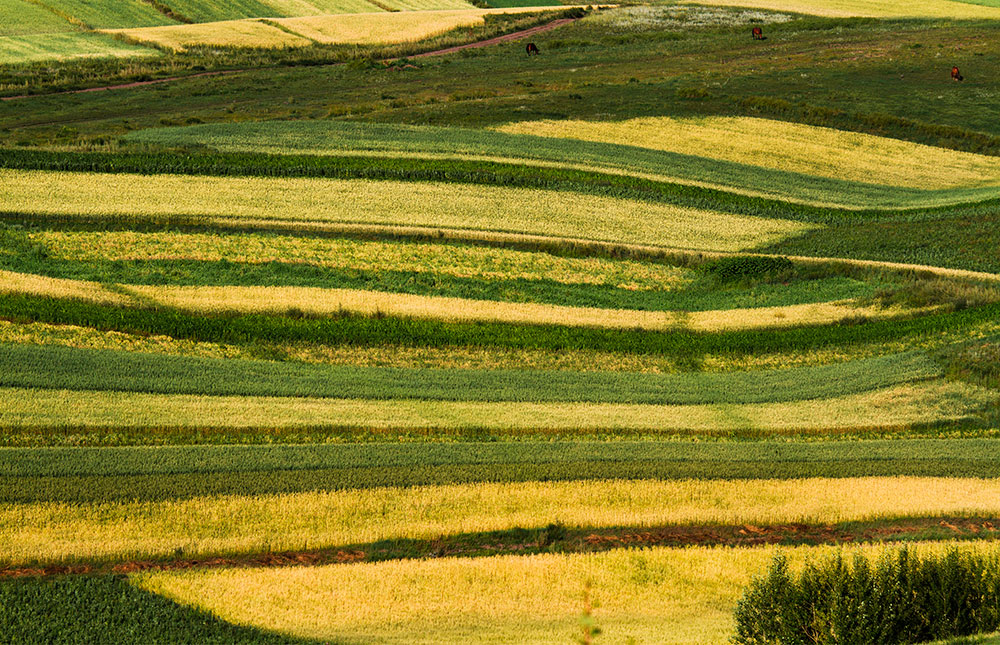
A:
[3,293,998,357]
[0,342,939,403]
[0,576,309,644]
[4,148,998,226]
[0,254,880,313]
[4,439,1000,502]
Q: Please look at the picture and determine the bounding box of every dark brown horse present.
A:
[751,27,766,40]
[526,42,539,55]
[952,66,964,81]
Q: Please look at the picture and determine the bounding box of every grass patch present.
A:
[0,33,159,65]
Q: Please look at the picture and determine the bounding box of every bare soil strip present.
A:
[5,516,999,579]
[0,17,578,102]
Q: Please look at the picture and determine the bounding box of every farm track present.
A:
[6,516,999,579]
[0,17,579,102]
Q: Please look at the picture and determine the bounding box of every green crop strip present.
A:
[0,343,939,404]
[1,292,997,357]
[0,575,307,644]
[4,439,1000,502]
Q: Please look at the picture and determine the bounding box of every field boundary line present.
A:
[5,515,1000,579]
[0,16,582,102]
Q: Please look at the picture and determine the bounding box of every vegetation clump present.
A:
[702,255,795,285]
[733,547,1000,645]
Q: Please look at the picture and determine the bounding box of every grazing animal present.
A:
[526,42,539,55]
[751,26,766,40]
[952,66,964,81]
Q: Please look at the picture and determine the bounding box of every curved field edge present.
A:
[6,439,1000,503]
[123,119,1000,208]
[7,477,1000,567]
[131,542,1000,645]
[0,380,993,433]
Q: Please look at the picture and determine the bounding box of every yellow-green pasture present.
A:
[135,541,1000,644]
[7,478,1000,566]
[1,380,991,431]
[0,169,813,251]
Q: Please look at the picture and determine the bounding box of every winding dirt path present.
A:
[0,17,579,102]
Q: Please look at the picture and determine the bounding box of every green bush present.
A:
[703,255,795,284]
[733,547,1000,645]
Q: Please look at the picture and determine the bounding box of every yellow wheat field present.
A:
[135,541,1000,644]
[0,169,812,251]
[495,116,1000,190]
[0,380,991,430]
[683,0,1000,19]
[7,478,1000,566]
[107,20,311,51]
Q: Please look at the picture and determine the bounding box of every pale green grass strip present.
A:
[0,380,991,430]
[7,478,1000,566]
[0,169,813,251]
[134,541,1000,645]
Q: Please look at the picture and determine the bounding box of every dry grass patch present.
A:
[495,117,1000,190]
[0,380,991,430]
[133,541,1000,645]
[0,269,130,306]
[7,478,1000,566]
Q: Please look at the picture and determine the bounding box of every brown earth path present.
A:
[5,516,999,579]
[0,16,579,102]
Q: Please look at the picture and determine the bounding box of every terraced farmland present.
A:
[4,3,1000,644]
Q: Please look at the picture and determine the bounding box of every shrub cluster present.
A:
[733,547,1000,645]
[703,255,795,284]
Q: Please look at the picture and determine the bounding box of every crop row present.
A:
[5,147,987,225]
[6,439,1000,502]
[2,380,992,440]
[2,292,997,356]
[127,119,1000,208]
[7,478,1000,566]
[0,232,883,313]
[0,343,941,403]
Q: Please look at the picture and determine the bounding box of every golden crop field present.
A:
[0,169,814,250]
[494,116,1000,190]
[0,269,130,306]
[7,478,1000,566]
[1,380,991,431]
[134,541,1000,644]
[684,0,1000,19]
[106,19,311,51]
